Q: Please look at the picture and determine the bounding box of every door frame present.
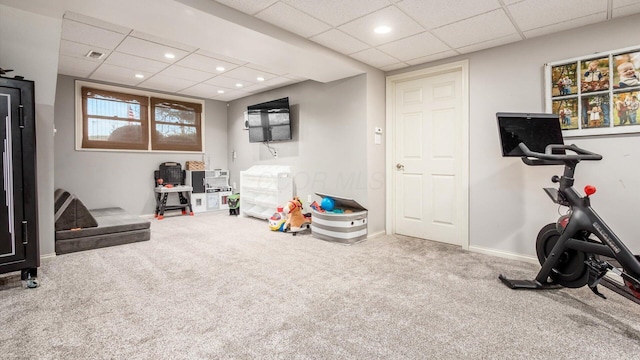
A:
[385,60,470,250]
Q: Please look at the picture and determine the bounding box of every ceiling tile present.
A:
[240,84,268,94]
[260,76,298,88]
[130,31,198,52]
[179,83,229,99]
[215,90,248,102]
[405,50,459,66]
[205,75,248,89]
[245,63,288,76]
[57,55,101,78]
[350,48,400,68]
[223,66,278,83]
[522,13,606,39]
[338,6,425,46]
[614,0,640,7]
[138,74,197,93]
[59,40,110,61]
[177,53,240,74]
[63,11,130,34]
[508,0,606,31]
[195,49,246,65]
[90,63,153,86]
[457,34,522,54]
[214,0,278,15]
[256,2,331,38]
[380,62,409,71]
[281,0,390,26]
[432,9,518,48]
[396,0,502,29]
[377,32,451,62]
[310,29,370,55]
[159,65,215,82]
[104,52,168,72]
[612,1,640,17]
[284,74,307,81]
[61,20,128,50]
[116,37,190,64]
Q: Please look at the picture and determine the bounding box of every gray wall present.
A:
[54,75,228,216]
[390,14,640,257]
[0,5,60,257]
[365,71,387,236]
[227,75,370,220]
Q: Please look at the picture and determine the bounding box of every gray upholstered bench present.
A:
[55,207,150,255]
[54,189,150,255]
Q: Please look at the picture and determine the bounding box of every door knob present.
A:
[396,163,404,170]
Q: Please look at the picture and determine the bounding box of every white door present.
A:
[391,66,467,246]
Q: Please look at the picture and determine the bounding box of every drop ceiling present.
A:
[6,0,640,102]
[57,11,309,102]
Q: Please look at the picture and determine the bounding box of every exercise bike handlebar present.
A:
[519,143,602,166]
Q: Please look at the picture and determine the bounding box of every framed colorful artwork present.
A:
[545,46,640,137]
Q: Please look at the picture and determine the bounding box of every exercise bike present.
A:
[496,113,640,303]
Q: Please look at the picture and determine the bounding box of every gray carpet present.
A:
[2,211,640,359]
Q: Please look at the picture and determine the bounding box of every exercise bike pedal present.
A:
[585,258,614,299]
[589,285,607,299]
[498,274,559,289]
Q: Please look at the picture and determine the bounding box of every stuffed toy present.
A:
[283,196,311,232]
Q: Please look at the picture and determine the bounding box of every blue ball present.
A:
[321,197,335,211]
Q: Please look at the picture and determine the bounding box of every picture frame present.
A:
[545,46,640,137]
[580,57,609,94]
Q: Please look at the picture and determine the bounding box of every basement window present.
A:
[81,87,149,150]
[150,98,202,152]
[76,81,204,152]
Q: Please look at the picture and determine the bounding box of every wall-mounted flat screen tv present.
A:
[497,112,565,157]
[247,97,291,143]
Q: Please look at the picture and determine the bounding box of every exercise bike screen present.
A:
[497,112,565,157]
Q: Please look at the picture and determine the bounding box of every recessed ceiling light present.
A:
[217,90,225,94]
[235,83,243,88]
[164,53,176,59]
[134,74,144,79]
[216,66,225,72]
[374,25,392,34]
[257,76,265,82]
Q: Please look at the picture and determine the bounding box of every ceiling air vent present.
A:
[85,50,105,60]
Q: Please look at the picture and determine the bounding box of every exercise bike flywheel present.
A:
[536,223,590,288]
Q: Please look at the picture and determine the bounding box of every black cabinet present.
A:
[0,76,39,282]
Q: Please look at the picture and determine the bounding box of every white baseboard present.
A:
[469,245,538,264]
[367,230,386,240]
[41,253,56,260]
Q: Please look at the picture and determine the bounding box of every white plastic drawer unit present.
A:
[239,165,292,220]
[311,193,367,245]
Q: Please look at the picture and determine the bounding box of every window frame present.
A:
[81,86,150,150]
[150,97,203,152]
[75,80,206,153]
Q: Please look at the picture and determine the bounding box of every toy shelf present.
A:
[239,165,292,220]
